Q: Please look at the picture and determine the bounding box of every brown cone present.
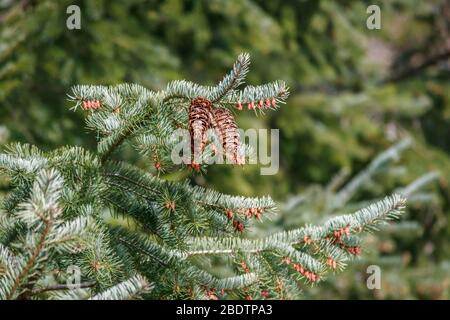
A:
[189,97,212,162]
[210,107,241,164]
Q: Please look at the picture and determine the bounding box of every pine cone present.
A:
[189,97,212,162]
[210,107,242,164]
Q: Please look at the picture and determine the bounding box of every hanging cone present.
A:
[189,97,212,163]
[210,107,242,164]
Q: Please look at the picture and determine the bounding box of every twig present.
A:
[10,220,52,300]
[381,48,450,84]
[32,281,96,294]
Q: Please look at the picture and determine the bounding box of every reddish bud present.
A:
[303,235,312,244]
[327,258,337,270]
[233,220,245,232]
[344,226,350,236]
[225,209,234,219]
[190,162,201,172]
[240,261,250,273]
[258,100,264,108]
[282,256,291,265]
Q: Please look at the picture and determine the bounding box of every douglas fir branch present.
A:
[0,54,406,300]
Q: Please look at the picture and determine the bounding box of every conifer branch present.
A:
[211,53,251,102]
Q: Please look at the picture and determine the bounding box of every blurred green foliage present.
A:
[1,0,449,299]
